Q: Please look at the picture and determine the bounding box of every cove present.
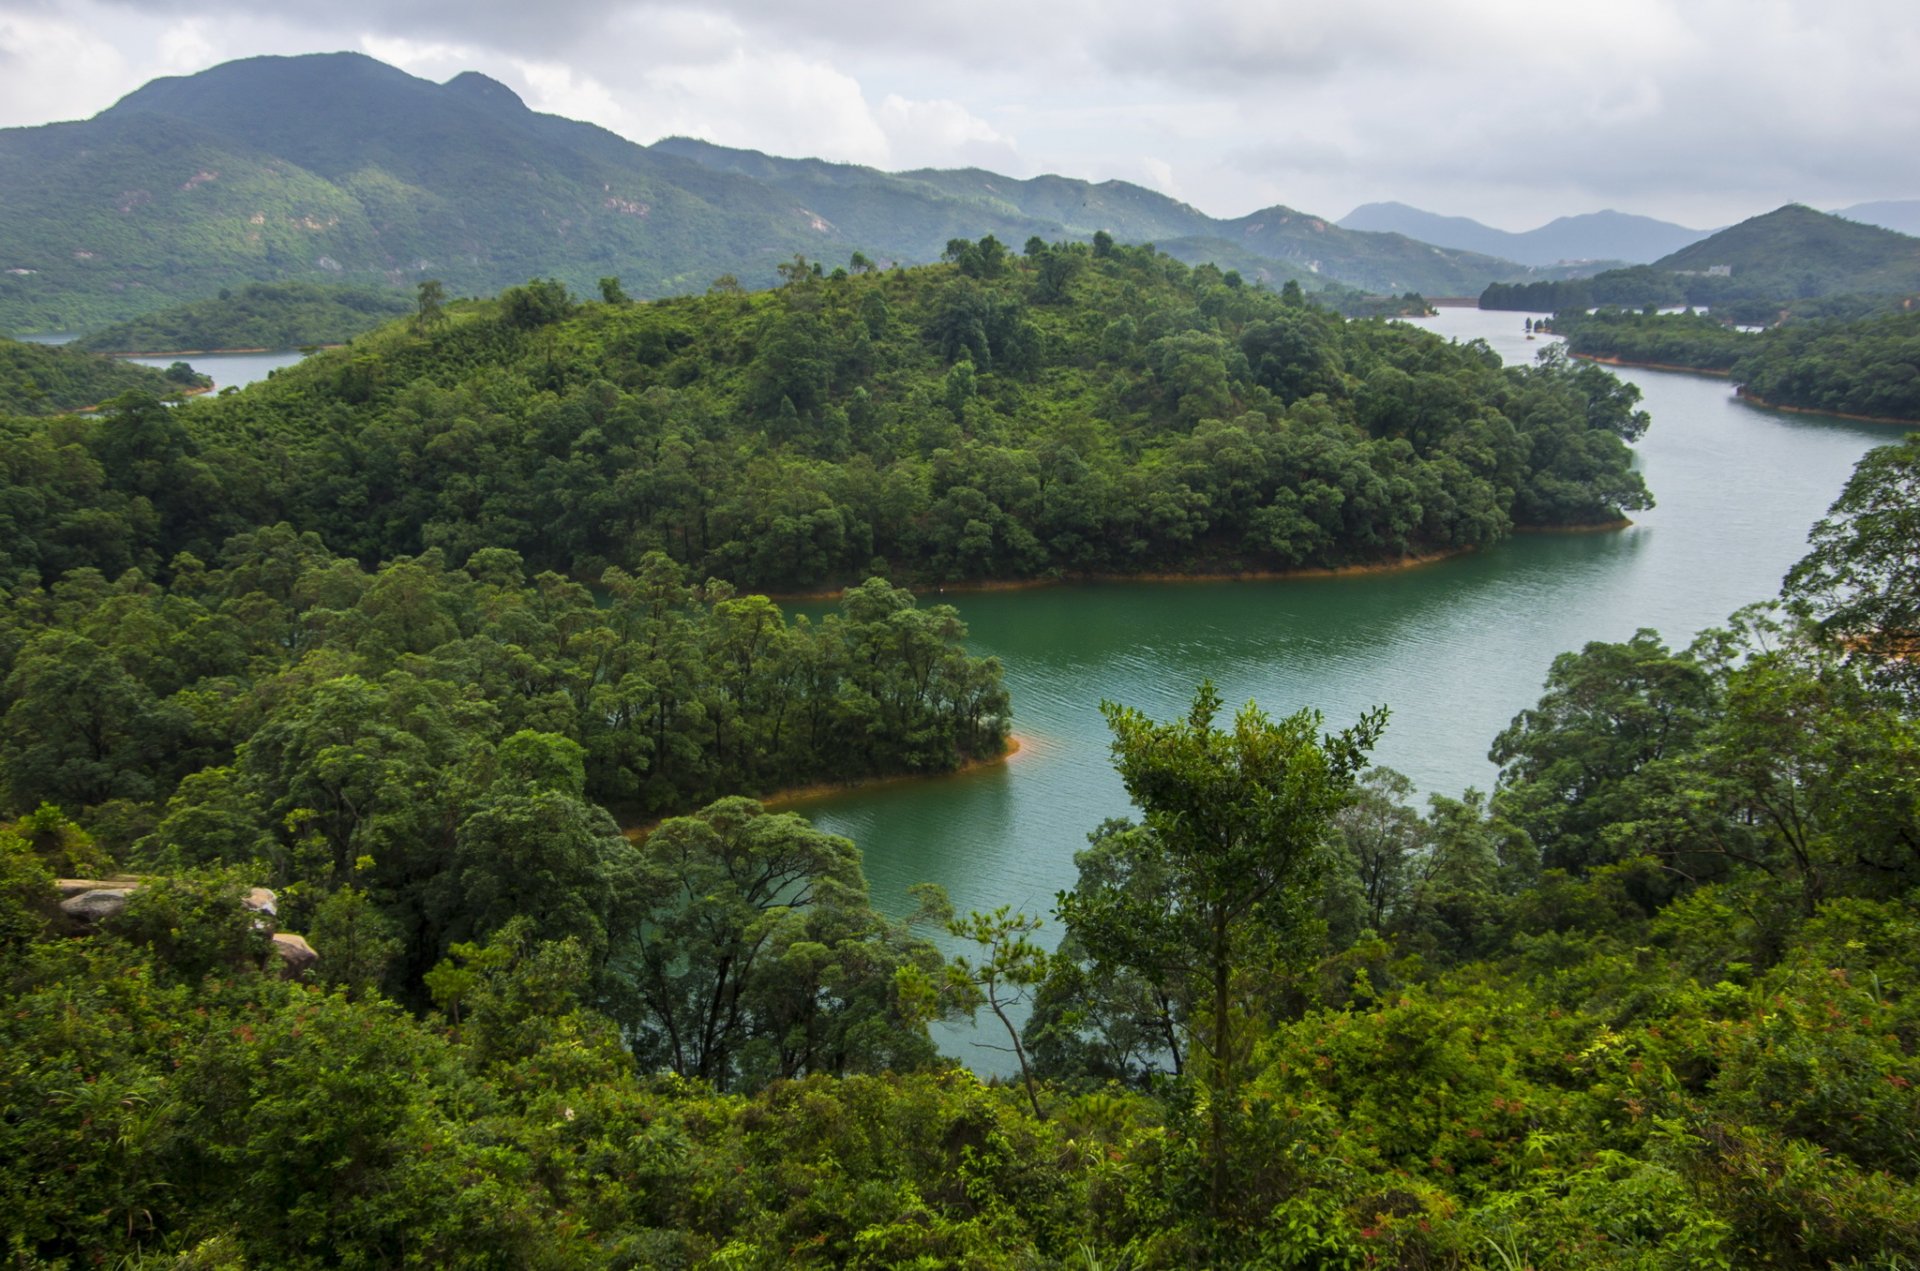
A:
[788,308,1905,938]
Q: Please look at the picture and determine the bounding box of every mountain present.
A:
[1482,204,1920,312]
[1340,202,1713,266]
[1833,200,1920,238]
[0,52,1557,334]
[1652,203,1920,290]
[655,138,1556,297]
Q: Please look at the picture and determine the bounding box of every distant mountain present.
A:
[1833,200,1920,238]
[1339,202,1713,266]
[1482,204,1920,312]
[0,52,1558,333]
[1653,204,1920,289]
[655,139,1556,297]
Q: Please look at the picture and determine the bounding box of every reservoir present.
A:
[788,306,1905,1067]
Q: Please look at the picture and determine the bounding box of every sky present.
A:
[2,0,1917,230]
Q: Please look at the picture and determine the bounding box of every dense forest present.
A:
[24,238,1649,595]
[71,282,414,353]
[1558,308,1920,422]
[3,227,1916,1264]
[2,431,1917,1266]
[0,336,203,416]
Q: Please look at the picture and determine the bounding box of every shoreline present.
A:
[104,343,340,358]
[1516,517,1634,535]
[1735,391,1920,429]
[1572,352,1733,378]
[620,734,1026,839]
[760,548,1480,603]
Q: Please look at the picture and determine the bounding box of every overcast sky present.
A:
[2,0,1916,229]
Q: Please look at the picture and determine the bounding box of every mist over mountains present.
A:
[0,52,1583,332]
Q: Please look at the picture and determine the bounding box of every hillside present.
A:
[0,240,1651,598]
[1483,205,1920,311]
[1341,201,1711,265]
[71,281,414,352]
[0,335,201,414]
[1653,203,1920,290]
[0,53,1556,334]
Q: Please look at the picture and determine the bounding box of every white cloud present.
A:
[0,0,1916,227]
[635,49,889,163]
[876,94,1018,171]
[0,11,133,125]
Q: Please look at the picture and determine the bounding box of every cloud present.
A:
[0,0,1916,227]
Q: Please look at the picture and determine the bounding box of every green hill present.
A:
[1,53,1565,335]
[71,282,414,353]
[0,336,199,414]
[5,239,1649,598]
[1655,203,1920,287]
[1484,206,1920,312]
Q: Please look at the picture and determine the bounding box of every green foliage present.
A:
[70,281,413,353]
[1063,682,1384,1221]
[0,335,189,415]
[3,243,1655,598]
[1786,433,1920,693]
[625,797,944,1090]
[1484,204,1920,313]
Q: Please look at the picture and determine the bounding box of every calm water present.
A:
[15,332,306,392]
[123,349,308,392]
[783,306,1904,1066]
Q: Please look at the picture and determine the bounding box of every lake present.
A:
[15,332,306,392]
[783,305,1905,1068]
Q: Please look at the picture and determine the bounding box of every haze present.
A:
[2,0,1916,231]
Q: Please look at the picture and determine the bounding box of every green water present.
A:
[786,308,1905,1066]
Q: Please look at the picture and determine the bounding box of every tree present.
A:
[944,905,1049,1118]
[414,279,446,333]
[1489,630,1715,875]
[622,797,941,1090]
[598,276,631,306]
[1058,682,1384,1221]
[1784,434,1920,699]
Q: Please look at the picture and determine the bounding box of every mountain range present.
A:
[0,52,1586,334]
[1338,203,1716,266]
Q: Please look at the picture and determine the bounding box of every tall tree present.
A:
[1059,682,1383,1222]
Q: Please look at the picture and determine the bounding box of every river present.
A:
[782,305,1906,1067]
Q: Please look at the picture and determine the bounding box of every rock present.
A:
[243,887,278,918]
[55,877,141,899]
[270,932,319,979]
[59,887,134,927]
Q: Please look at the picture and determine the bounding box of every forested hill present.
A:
[0,335,197,414]
[49,239,1656,594]
[1482,204,1920,311]
[0,51,1566,334]
[72,281,414,353]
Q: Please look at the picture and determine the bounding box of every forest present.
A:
[1558,308,1920,422]
[71,282,415,354]
[0,336,205,416]
[1,237,1916,1266]
[2,434,1916,1267]
[14,238,1651,597]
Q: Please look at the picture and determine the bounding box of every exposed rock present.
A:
[243,887,278,918]
[270,932,319,979]
[55,877,142,899]
[59,887,135,927]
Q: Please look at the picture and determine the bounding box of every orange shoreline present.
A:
[620,735,1026,840]
[759,548,1484,603]
[1735,391,1919,429]
[1572,352,1734,378]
